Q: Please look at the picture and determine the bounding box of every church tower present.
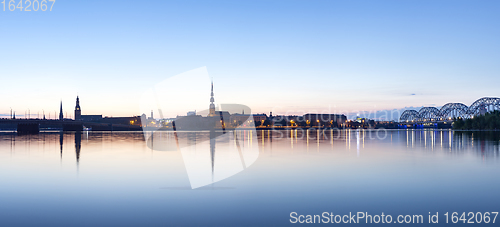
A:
[75,96,81,120]
[208,81,216,117]
[59,101,63,120]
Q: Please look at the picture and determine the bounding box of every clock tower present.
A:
[75,96,81,120]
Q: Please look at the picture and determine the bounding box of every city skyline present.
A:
[2,0,500,118]
[1,76,498,121]
[3,88,498,123]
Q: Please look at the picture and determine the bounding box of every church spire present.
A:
[59,101,63,120]
[209,80,216,117]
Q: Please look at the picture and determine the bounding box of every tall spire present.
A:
[209,80,216,117]
[210,81,214,103]
[59,101,63,120]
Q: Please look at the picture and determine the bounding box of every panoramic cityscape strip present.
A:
[2,84,499,133]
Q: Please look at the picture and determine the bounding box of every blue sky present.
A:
[1,0,500,119]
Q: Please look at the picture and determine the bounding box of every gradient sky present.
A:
[1,0,500,119]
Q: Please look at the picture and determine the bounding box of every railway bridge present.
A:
[399,97,500,128]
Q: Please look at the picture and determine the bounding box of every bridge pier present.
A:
[398,122,452,129]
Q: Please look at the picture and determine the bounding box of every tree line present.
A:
[453,110,500,130]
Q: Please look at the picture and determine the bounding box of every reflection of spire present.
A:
[75,131,81,164]
[234,130,246,168]
[210,129,215,182]
[59,131,64,159]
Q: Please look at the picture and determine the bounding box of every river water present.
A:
[0,129,499,226]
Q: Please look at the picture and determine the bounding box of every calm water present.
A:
[1,129,500,226]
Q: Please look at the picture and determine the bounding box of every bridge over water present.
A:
[399,97,500,127]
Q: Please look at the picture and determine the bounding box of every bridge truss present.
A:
[399,97,500,122]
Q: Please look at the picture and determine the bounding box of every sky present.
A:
[1,0,500,120]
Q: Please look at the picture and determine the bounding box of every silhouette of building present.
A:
[303,113,347,127]
[75,96,81,120]
[81,115,103,122]
[101,116,141,125]
[72,95,141,126]
[59,101,63,120]
[172,81,231,130]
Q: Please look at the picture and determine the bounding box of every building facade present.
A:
[75,96,81,120]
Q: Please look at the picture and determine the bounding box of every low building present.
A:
[80,115,103,122]
[101,116,142,126]
[303,114,347,127]
[230,113,267,127]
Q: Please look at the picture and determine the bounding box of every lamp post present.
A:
[43,109,45,120]
[10,107,12,119]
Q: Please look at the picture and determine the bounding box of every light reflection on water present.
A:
[0,129,500,226]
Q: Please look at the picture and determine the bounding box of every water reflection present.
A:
[1,129,500,226]
[250,129,500,161]
[143,130,259,189]
[59,131,63,158]
[75,131,81,164]
[396,130,500,158]
[2,129,500,171]
[57,132,83,165]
